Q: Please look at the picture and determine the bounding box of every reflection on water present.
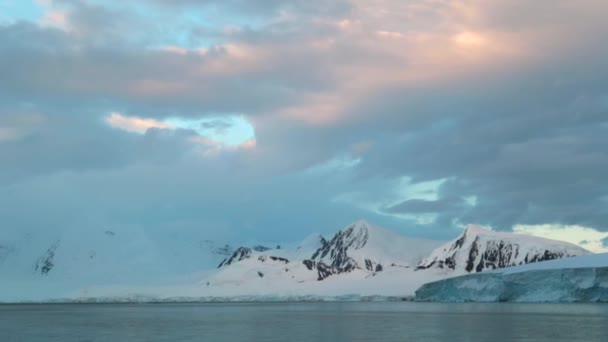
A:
[1,302,608,342]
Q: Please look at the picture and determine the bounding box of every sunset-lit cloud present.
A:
[453,32,485,46]
[105,112,170,134]
[159,46,189,55]
[1,0,607,243]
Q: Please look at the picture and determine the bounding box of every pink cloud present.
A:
[160,46,189,55]
[129,80,187,97]
[237,138,257,150]
[159,46,207,56]
[105,112,171,134]
[40,10,68,30]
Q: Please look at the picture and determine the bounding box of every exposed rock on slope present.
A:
[34,241,60,275]
[303,220,441,280]
[417,224,589,274]
[218,247,253,268]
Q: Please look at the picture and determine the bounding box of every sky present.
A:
[1,0,608,251]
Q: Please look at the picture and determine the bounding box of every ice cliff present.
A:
[416,253,608,302]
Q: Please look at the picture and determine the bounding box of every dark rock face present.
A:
[300,260,336,280]
[365,259,374,271]
[35,241,60,275]
[316,262,333,281]
[303,223,383,281]
[311,224,369,261]
[473,241,574,273]
[418,228,583,274]
[466,238,480,272]
[269,256,289,263]
[303,259,316,271]
[258,255,289,264]
[218,247,252,268]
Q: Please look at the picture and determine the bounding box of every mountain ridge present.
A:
[417,224,589,274]
[0,221,595,302]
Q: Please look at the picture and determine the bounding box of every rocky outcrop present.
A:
[218,247,252,268]
[417,225,588,273]
[34,241,60,275]
[304,221,376,280]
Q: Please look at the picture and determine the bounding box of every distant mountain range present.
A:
[207,221,588,290]
[0,220,593,302]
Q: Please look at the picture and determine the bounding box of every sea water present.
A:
[1,302,607,341]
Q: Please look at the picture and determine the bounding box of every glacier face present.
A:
[416,267,608,303]
[416,254,608,302]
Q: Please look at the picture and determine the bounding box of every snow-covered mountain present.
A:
[210,220,441,285]
[0,221,600,303]
[0,226,234,301]
[417,224,589,274]
[208,233,328,287]
[303,220,441,280]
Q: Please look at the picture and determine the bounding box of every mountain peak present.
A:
[463,224,492,236]
[418,224,589,273]
[351,219,370,227]
[344,220,398,238]
[346,220,371,234]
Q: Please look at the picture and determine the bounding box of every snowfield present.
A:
[0,220,603,303]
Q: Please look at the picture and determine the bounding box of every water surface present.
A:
[1,302,607,341]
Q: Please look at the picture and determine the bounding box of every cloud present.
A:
[200,119,233,132]
[148,0,352,17]
[105,112,171,134]
[39,10,68,30]
[385,197,467,215]
[0,112,46,142]
[453,32,485,46]
[513,224,608,253]
[0,0,607,243]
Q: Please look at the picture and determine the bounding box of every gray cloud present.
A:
[1,0,607,243]
[148,0,352,17]
[385,197,467,215]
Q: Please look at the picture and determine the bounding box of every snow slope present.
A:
[0,226,233,302]
[0,221,598,303]
[303,220,441,280]
[416,253,608,302]
[210,220,442,286]
[417,224,588,274]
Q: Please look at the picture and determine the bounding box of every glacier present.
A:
[416,253,608,303]
[0,220,599,303]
